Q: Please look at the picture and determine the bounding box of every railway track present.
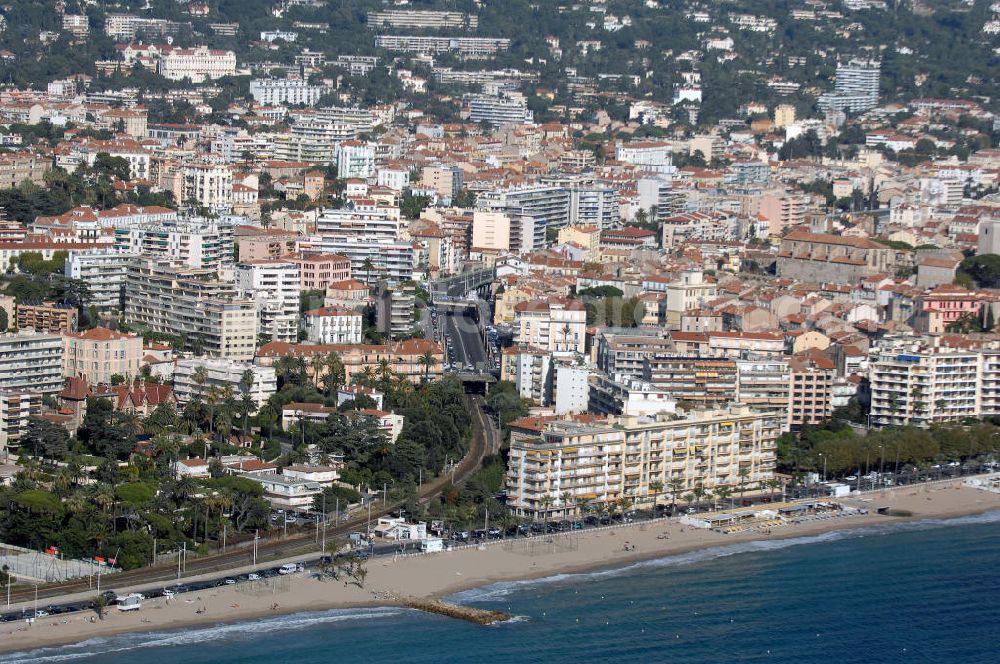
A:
[7,395,495,604]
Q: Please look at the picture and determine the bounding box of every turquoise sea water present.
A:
[5,510,1000,663]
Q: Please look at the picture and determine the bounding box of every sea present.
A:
[4,510,999,664]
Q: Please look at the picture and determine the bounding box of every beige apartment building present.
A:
[471,210,512,253]
[125,258,258,360]
[787,352,835,430]
[63,327,144,386]
[506,405,780,519]
[17,302,78,334]
[513,297,587,355]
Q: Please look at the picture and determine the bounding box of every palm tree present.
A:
[692,486,706,509]
[417,350,438,382]
[91,484,115,514]
[668,477,684,514]
[192,365,209,401]
[362,258,376,288]
[322,352,345,397]
[648,480,663,510]
[311,354,326,389]
[376,358,393,385]
[172,476,198,504]
[358,365,376,387]
[539,494,554,523]
[715,486,733,510]
[683,493,695,511]
[205,386,220,441]
[560,491,573,519]
[737,467,751,506]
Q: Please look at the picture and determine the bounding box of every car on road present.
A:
[247,572,262,581]
[161,588,176,599]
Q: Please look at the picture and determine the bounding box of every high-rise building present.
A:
[0,390,42,451]
[818,60,881,114]
[335,141,376,179]
[467,95,533,126]
[479,185,572,249]
[0,331,64,395]
[125,259,258,360]
[235,260,301,344]
[113,217,235,269]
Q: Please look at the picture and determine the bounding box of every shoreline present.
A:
[3,479,1000,658]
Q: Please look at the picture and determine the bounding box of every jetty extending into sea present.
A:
[402,597,512,625]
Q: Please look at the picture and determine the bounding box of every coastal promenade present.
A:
[2,477,998,655]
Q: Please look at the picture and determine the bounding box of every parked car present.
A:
[278,563,298,575]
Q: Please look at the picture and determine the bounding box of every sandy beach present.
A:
[3,478,999,656]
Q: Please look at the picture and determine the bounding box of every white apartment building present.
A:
[125,259,258,360]
[367,10,478,30]
[0,391,41,451]
[235,260,301,344]
[513,297,587,356]
[159,46,236,83]
[818,59,881,114]
[114,217,235,270]
[479,185,571,250]
[467,95,533,126]
[335,141,376,179]
[588,373,678,417]
[272,120,357,163]
[615,141,674,175]
[501,346,553,404]
[182,163,233,212]
[319,238,415,284]
[316,202,400,242]
[0,331,64,395]
[868,337,1000,427]
[173,357,277,409]
[506,405,779,518]
[65,250,137,310]
[76,141,151,180]
[249,79,326,107]
[61,14,89,38]
[554,363,590,415]
[375,35,509,55]
[302,306,363,344]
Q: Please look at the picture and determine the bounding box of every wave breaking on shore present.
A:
[448,509,1000,604]
[0,607,405,663]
